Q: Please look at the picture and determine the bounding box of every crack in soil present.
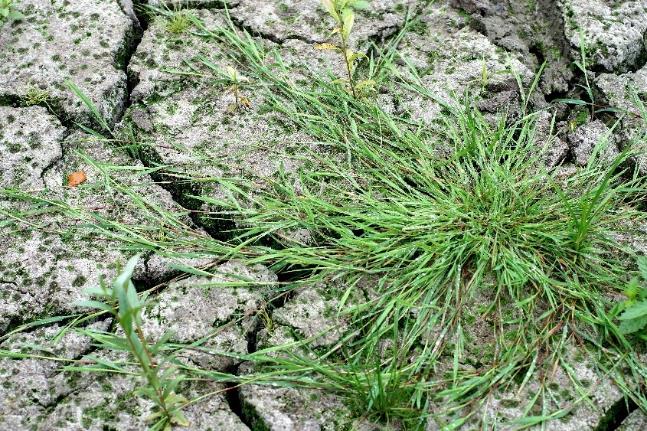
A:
[38,124,72,183]
[595,396,639,431]
[227,13,319,45]
[98,0,260,407]
[223,377,251,428]
[0,93,75,132]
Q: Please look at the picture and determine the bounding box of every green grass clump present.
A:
[166,11,191,35]
[183,20,647,426]
[206,95,645,426]
[24,85,50,106]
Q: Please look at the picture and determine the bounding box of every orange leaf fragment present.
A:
[67,171,87,187]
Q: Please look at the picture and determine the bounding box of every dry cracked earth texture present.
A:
[1,0,647,430]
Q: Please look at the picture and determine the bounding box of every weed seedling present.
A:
[78,256,189,431]
[224,65,251,112]
[197,55,252,112]
[555,32,622,120]
[615,257,647,339]
[24,85,50,106]
[318,0,373,97]
[166,9,191,35]
[199,61,252,113]
[0,0,22,24]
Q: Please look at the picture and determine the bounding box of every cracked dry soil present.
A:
[1,0,647,430]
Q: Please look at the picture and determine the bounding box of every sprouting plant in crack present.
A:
[555,33,622,126]
[24,84,50,107]
[317,0,374,97]
[0,0,23,25]
[78,255,189,431]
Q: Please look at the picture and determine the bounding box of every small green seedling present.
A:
[78,255,189,431]
[166,9,191,35]
[0,0,22,24]
[616,256,647,339]
[24,85,50,106]
[195,57,252,112]
[317,0,374,97]
[222,65,251,113]
[480,57,488,91]
[554,32,622,120]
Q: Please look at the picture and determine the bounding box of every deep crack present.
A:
[227,13,319,45]
[594,396,639,431]
[223,364,254,428]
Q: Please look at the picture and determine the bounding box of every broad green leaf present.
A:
[321,0,338,20]
[113,254,140,290]
[171,410,190,427]
[638,256,647,281]
[618,301,647,320]
[129,331,146,358]
[341,8,354,38]
[126,281,140,308]
[351,0,370,9]
[75,300,114,313]
[119,311,133,334]
[619,314,647,334]
[116,282,131,321]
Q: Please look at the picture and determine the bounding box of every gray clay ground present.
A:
[1,0,647,430]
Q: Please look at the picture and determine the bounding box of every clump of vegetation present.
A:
[210,96,645,425]
[185,21,647,426]
[24,85,50,106]
[78,256,189,431]
[166,9,191,35]
[317,0,374,97]
[0,0,22,24]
